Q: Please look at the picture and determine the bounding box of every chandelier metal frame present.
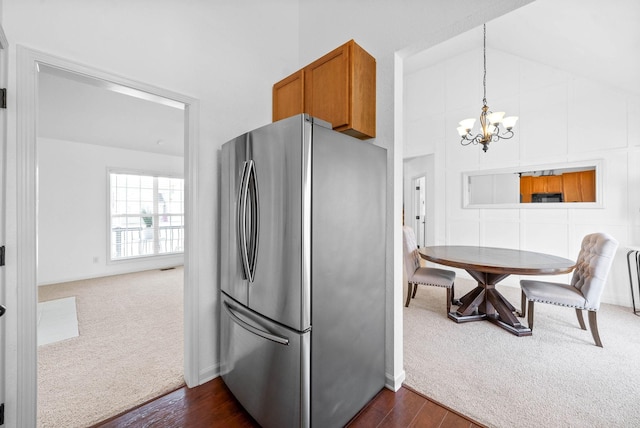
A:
[457,24,518,152]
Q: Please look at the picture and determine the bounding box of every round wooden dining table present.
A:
[419,246,576,336]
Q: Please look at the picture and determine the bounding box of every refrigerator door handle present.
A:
[223,301,289,346]
[238,160,252,282]
[246,159,259,282]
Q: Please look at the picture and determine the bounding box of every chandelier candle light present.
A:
[457,24,518,152]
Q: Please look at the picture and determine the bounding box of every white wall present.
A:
[37,138,183,285]
[404,44,640,306]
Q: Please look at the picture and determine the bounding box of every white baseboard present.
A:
[385,369,406,392]
[198,363,220,386]
[37,259,184,286]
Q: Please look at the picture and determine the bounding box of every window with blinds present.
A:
[109,172,184,261]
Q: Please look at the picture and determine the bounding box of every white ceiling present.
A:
[38,65,185,157]
[405,0,640,96]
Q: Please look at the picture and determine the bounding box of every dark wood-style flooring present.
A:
[94,377,484,428]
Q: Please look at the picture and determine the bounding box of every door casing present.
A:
[12,46,201,426]
[0,23,8,427]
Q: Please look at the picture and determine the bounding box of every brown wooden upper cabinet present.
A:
[272,70,305,125]
[520,176,532,203]
[272,40,376,140]
[530,175,563,194]
[562,170,596,202]
[519,170,596,203]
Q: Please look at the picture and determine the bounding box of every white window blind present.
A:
[109,172,184,260]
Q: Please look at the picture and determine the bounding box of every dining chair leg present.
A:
[520,290,526,318]
[588,310,603,348]
[575,308,587,330]
[405,282,414,307]
[527,300,535,330]
[411,283,418,298]
[446,287,452,313]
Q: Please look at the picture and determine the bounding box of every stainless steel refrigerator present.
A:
[220,114,386,427]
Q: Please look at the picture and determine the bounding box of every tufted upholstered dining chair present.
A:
[402,226,456,313]
[520,232,619,347]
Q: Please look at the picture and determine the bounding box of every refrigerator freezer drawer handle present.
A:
[224,302,289,346]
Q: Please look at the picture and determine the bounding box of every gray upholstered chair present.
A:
[402,226,456,312]
[520,232,619,347]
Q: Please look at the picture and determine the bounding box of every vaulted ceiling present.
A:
[405,0,639,96]
[37,0,638,157]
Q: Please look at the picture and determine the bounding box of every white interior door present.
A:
[413,176,426,248]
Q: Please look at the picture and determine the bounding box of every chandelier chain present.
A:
[482,23,487,106]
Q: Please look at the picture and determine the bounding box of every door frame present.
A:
[0,22,8,424]
[411,174,427,247]
[402,154,435,249]
[14,46,201,425]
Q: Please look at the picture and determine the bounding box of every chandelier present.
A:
[457,24,518,152]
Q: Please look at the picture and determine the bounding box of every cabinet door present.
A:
[272,69,304,122]
[579,170,596,202]
[546,175,563,193]
[531,176,546,194]
[562,172,581,202]
[520,176,532,202]
[304,43,350,131]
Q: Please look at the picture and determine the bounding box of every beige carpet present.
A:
[37,267,185,428]
[403,278,640,428]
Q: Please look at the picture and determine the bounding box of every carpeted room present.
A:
[402,277,640,427]
[37,268,184,427]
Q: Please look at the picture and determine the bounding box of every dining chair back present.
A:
[520,232,619,347]
[402,226,456,313]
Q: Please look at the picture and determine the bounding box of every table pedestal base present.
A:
[449,270,532,337]
[447,311,532,336]
[447,312,486,323]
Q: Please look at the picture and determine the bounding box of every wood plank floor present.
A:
[94,377,484,428]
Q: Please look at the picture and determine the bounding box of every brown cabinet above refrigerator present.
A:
[272,40,376,140]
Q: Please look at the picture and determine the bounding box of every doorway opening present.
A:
[403,155,434,249]
[15,47,201,426]
[412,175,427,248]
[36,64,186,427]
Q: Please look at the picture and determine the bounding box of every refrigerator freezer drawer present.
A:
[220,293,310,428]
